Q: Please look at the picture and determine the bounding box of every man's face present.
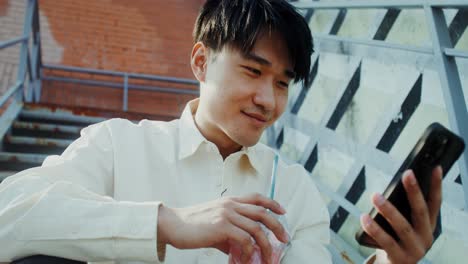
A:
[192,32,294,148]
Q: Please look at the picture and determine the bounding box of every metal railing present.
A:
[271,1,468,262]
[0,0,41,140]
[289,0,468,214]
[42,64,199,112]
[0,0,41,106]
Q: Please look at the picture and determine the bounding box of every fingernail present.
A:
[408,173,417,186]
[403,170,416,184]
[375,193,385,206]
[361,214,372,227]
[279,205,286,214]
[437,166,443,176]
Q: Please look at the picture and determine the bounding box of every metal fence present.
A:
[265,0,468,262]
[0,0,41,141]
[41,64,199,112]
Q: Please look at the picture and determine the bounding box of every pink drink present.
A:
[228,214,290,264]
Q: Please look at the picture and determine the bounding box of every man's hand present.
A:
[157,193,289,263]
[360,166,443,264]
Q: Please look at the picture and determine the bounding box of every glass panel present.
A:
[279,127,310,162]
[454,28,468,51]
[310,144,354,194]
[337,9,380,39]
[385,9,431,47]
[308,10,340,35]
[389,69,451,162]
[336,164,390,255]
[297,52,358,124]
[335,58,420,144]
[288,80,303,108]
[443,9,468,51]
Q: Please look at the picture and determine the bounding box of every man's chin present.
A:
[237,136,261,148]
[228,129,263,148]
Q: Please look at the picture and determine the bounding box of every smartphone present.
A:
[355,122,465,248]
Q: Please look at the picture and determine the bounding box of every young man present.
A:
[0,0,441,263]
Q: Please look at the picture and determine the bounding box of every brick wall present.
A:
[1,0,203,118]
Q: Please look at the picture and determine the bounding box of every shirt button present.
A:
[205,249,214,256]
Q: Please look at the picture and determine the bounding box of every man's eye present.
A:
[278,81,289,88]
[243,66,261,75]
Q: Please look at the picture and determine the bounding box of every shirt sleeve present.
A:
[0,120,162,263]
[279,165,332,264]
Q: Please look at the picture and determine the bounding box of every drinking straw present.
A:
[269,154,279,200]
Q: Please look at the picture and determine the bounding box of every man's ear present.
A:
[191,42,208,83]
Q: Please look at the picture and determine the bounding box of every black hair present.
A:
[194,0,314,86]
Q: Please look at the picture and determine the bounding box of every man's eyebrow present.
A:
[243,52,296,79]
[244,52,271,66]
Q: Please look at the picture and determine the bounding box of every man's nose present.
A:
[253,81,276,111]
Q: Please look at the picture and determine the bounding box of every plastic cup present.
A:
[228,213,290,264]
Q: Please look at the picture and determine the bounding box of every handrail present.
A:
[43,64,199,86]
[0,35,28,49]
[0,0,39,109]
[41,76,199,95]
[42,64,200,111]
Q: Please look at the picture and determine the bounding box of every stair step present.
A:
[4,135,73,148]
[11,121,82,140]
[3,136,72,155]
[20,110,106,127]
[0,152,47,171]
[13,121,83,134]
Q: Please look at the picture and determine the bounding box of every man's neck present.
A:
[193,109,242,160]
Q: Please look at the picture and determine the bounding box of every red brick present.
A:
[38,0,203,116]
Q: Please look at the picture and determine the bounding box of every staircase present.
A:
[0,104,106,182]
[0,103,178,182]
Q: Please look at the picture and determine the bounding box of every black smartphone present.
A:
[355,122,465,248]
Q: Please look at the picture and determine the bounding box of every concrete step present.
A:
[19,109,106,127]
[11,121,82,140]
[0,152,47,171]
[3,135,72,155]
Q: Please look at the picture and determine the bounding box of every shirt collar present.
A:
[178,98,207,160]
[177,99,263,174]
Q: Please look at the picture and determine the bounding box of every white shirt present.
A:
[0,99,331,263]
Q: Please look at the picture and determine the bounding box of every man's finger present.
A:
[371,192,418,249]
[235,203,289,243]
[232,193,286,215]
[229,212,272,263]
[427,166,443,229]
[224,225,255,262]
[360,214,404,259]
[402,170,432,243]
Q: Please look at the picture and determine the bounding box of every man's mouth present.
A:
[242,111,269,124]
